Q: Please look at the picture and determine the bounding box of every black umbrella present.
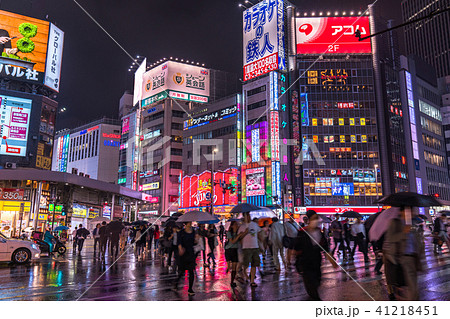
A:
[436,210,450,217]
[163,220,182,228]
[341,211,362,218]
[131,220,148,226]
[230,203,260,214]
[375,191,442,207]
[123,222,132,226]
[417,214,428,220]
[364,211,382,232]
[78,227,90,237]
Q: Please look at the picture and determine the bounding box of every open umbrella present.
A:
[131,220,148,226]
[54,225,69,231]
[319,215,332,223]
[341,211,362,218]
[177,210,219,223]
[227,218,241,222]
[368,207,401,242]
[364,211,382,232]
[375,191,442,207]
[437,210,450,217]
[230,203,261,214]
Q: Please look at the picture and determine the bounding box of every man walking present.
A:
[330,214,346,259]
[76,224,89,253]
[107,219,124,259]
[99,221,109,258]
[92,224,101,254]
[72,227,78,253]
[238,212,261,287]
[285,218,299,267]
[268,217,286,271]
[350,217,369,262]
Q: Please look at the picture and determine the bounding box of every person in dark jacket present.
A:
[294,210,338,300]
[76,224,90,253]
[107,219,124,259]
[99,221,109,258]
[147,226,154,253]
[173,222,197,296]
[433,214,448,254]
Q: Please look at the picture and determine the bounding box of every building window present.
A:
[247,100,267,111]
[172,110,185,118]
[171,148,183,156]
[170,161,182,169]
[171,122,183,130]
[247,85,266,97]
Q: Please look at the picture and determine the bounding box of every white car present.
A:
[0,232,40,264]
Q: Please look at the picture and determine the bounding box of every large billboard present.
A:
[180,168,238,208]
[0,10,64,91]
[296,17,371,54]
[141,61,210,106]
[243,0,286,81]
[246,167,265,196]
[0,94,32,156]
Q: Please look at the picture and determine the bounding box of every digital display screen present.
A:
[246,167,265,196]
[0,95,32,157]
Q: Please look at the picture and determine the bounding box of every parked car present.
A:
[0,232,40,264]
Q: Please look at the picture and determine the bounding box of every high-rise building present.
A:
[179,94,241,215]
[123,59,238,220]
[52,118,121,183]
[401,0,450,78]
[0,10,64,170]
[399,55,450,203]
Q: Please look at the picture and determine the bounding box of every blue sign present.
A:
[332,183,354,196]
[104,140,120,147]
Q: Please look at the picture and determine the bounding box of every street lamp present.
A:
[211,148,219,215]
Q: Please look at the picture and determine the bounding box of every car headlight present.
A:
[31,243,38,250]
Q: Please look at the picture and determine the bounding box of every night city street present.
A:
[1,0,450,312]
[0,237,449,301]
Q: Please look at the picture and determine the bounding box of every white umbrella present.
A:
[369,207,401,242]
[177,210,219,223]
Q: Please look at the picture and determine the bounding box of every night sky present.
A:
[1,0,403,130]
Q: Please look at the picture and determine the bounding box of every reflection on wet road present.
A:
[0,239,449,301]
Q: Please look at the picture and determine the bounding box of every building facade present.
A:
[400,55,450,201]
[52,118,121,184]
[401,0,450,78]
[123,59,238,219]
[180,94,241,215]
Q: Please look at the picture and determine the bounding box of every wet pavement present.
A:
[0,238,449,301]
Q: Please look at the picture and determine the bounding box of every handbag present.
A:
[282,235,291,248]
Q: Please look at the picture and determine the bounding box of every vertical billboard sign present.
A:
[270,111,280,161]
[296,17,371,54]
[251,129,260,162]
[243,0,285,81]
[44,23,64,92]
[133,58,147,106]
[0,95,32,156]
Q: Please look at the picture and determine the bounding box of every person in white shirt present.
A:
[238,212,261,287]
[350,218,369,262]
[269,217,286,271]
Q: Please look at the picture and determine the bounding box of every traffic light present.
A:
[434,193,440,198]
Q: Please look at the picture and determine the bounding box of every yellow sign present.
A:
[36,155,51,170]
[360,118,366,126]
[38,214,48,221]
[339,118,344,126]
[312,118,317,126]
[340,135,345,143]
[0,201,31,212]
[351,135,356,143]
[361,135,367,143]
[349,118,355,126]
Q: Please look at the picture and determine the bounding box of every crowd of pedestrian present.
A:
[63,209,448,301]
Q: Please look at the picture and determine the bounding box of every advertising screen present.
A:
[0,95,32,156]
[242,0,285,81]
[141,61,210,105]
[296,17,371,54]
[179,169,238,208]
[0,10,64,90]
[246,167,265,196]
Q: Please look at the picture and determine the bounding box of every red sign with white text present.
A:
[244,52,278,81]
[306,206,381,215]
[0,188,25,201]
[296,17,371,54]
